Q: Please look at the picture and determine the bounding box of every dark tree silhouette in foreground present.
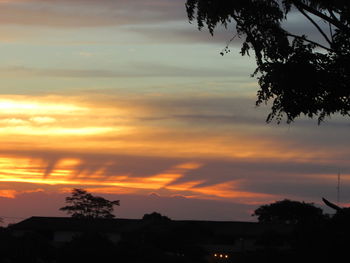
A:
[323,197,350,224]
[253,199,332,262]
[253,199,325,224]
[60,188,120,219]
[186,1,350,123]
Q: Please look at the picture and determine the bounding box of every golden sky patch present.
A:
[0,94,347,207]
[0,95,341,162]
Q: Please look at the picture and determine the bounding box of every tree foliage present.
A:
[186,0,350,123]
[142,212,171,222]
[60,188,120,219]
[252,199,325,224]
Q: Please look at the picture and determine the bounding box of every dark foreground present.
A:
[0,215,349,263]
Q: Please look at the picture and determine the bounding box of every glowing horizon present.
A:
[1,94,349,207]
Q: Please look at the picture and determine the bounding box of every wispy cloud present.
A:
[0,64,244,79]
[0,94,349,207]
[0,0,186,27]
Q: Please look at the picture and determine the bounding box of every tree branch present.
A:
[329,22,334,42]
[292,0,350,33]
[322,197,342,212]
[286,33,332,51]
[328,8,339,24]
[294,3,332,46]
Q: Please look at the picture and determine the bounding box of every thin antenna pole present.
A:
[337,172,341,205]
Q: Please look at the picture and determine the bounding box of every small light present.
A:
[214,254,217,257]
[225,255,229,258]
[220,254,223,258]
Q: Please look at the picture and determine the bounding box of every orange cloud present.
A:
[1,95,343,163]
[166,180,277,204]
[0,94,348,206]
[0,188,44,199]
[0,153,278,202]
[0,153,281,204]
[0,155,198,194]
[0,189,17,199]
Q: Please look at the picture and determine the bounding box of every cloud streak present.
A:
[0,0,186,27]
[0,64,247,79]
[0,92,349,217]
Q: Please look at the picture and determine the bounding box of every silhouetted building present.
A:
[10,216,293,257]
[10,217,140,244]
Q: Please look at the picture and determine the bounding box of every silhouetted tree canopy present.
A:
[142,212,171,222]
[253,199,325,224]
[60,188,120,219]
[186,0,350,123]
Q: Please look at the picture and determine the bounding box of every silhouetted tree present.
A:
[322,198,350,262]
[253,199,325,224]
[186,1,350,123]
[142,212,171,222]
[60,188,120,219]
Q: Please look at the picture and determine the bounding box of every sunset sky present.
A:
[0,0,349,225]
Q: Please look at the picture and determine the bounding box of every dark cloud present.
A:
[141,95,350,153]
[117,193,256,221]
[124,23,240,45]
[0,0,327,50]
[170,158,350,189]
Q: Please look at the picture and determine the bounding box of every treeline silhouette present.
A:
[0,199,349,263]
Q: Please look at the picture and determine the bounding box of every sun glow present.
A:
[0,95,334,205]
[0,99,86,115]
[0,96,130,139]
